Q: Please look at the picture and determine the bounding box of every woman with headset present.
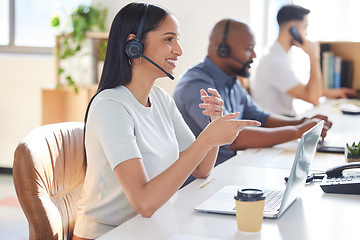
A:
[73,3,260,239]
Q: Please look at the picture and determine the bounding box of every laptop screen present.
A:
[277,120,324,216]
[194,121,324,218]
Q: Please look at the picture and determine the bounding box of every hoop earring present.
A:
[128,57,142,66]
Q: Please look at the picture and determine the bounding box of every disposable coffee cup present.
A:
[234,188,266,232]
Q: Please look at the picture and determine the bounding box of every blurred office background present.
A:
[1,0,360,169]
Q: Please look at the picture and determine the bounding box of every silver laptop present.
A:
[195,120,324,219]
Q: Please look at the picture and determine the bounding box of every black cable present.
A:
[284,173,326,183]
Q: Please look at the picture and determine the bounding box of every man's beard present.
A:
[236,66,250,78]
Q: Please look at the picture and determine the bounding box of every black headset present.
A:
[125,5,148,59]
[216,19,249,68]
[217,19,231,58]
[124,5,174,80]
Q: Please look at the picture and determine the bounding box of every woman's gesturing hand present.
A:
[199,112,261,147]
[199,88,224,122]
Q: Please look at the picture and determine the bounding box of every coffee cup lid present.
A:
[234,188,266,201]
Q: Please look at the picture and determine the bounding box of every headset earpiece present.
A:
[217,20,231,58]
[125,4,147,59]
[216,19,249,70]
[125,39,144,59]
[123,4,175,80]
[217,43,230,57]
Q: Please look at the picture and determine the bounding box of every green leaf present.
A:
[347,141,360,156]
[51,4,107,94]
[58,68,64,75]
[65,76,75,86]
[51,16,60,28]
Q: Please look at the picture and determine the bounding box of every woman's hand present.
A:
[198,112,261,148]
[199,88,223,122]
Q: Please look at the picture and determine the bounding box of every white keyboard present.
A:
[263,189,284,212]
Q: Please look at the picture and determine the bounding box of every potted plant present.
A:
[345,141,360,162]
[51,4,107,93]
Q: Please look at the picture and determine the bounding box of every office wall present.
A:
[0,54,55,168]
[93,0,266,94]
[0,0,266,168]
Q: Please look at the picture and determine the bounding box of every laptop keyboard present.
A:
[263,189,284,212]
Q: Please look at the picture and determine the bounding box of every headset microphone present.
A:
[125,4,174,80]
[130,47,174,80]
[217,20,250,68]
[229,55,250,67]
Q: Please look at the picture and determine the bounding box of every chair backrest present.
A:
[13,122,86,240]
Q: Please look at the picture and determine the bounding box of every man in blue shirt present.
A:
[173,19,332,168]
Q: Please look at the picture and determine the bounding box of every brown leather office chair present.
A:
[13,122,86,240]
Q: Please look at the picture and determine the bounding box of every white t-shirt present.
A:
[74,85,195,239]
[251,41,300,116]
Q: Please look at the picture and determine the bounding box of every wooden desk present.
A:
[97,100,360,240]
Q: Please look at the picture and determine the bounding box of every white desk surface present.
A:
[304,99,360,149]
[97,100,360,240]
[98,162,360,240]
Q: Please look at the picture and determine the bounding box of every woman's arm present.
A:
[114,113,260,218]
[113,131,213,218]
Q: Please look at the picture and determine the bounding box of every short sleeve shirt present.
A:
[251,41,300,116]
[74,85,195,239]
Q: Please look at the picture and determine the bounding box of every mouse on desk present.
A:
[339,103,360,115]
